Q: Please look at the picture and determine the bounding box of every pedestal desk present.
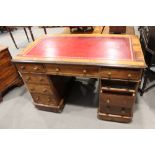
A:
[12,34,146,123]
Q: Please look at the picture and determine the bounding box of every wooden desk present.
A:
[12,34,146,123]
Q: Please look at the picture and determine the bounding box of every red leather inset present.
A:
[23,36,134,61]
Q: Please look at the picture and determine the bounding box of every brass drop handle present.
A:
[30,88,35,91]
[132,93,135,97]
[55,68,60,72]
[100,90,102,93]
[47,98,51,102]
[36,97,39,101]
[106,99,110,104]
[83,69,87,74]
[25,76,30,81]
[40,78,44,81]
[128,73,132,79]
[43,88,47,93]
[33,66,39,71]
[20,66,25,70]
[108,72,111,78]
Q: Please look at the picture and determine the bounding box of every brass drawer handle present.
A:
[20,66,25,70]
[128,73,132,79]
[35,97,39,101]
[43,89,47,93]
[55,68,60,72]
[132,93,135,97]
[47,98,51,102]
[106,99,110,104]
[30,88,35,91]
[33,66,39,71]
[100,90,102,93]
[39,78,44,82]
[25,76,30,81]
[83,69,87,74]
[108,72,111,78]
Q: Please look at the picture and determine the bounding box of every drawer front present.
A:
[32,94,58,106]
[0,72,19,92]
[99,104,132,117]
[45,64,99,77]
[22,73,49,84]
[27,83,53,95]
[100,68,142,80]
[16,63,45,73]
[100,92,135,108]
[0,65,18,81]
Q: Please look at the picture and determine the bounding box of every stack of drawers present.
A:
[98,67,142,123]
[0,45,23,102]
[16,63,67,112]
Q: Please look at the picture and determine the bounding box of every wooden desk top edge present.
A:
[12,34,146,68]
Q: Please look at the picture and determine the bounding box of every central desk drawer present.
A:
[27,83,53,95]
[100,68,142,80]
[16,63,45,73]
[22,73,49,84]
[45,64,99,77]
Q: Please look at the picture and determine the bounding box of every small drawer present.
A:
[16,63,45,73]
[100,91,135,108]
[22,73,49,84]
[100,67,142,80]
[100,79,138,93]
[32,94,58,106]
[27,83,53,95]
[99,104,132,117]
[45,64,99,77]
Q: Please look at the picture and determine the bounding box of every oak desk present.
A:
[12,34,146,123]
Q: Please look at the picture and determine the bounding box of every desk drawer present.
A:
[100,68,142,80]
[22,73,49,84]
[100,92,135,108]
[32,93,58,106]
[45,64,99,77]
[16,63,45,73]
[99,92,134,117]
[99,105,132,117]
[27,83,53,95]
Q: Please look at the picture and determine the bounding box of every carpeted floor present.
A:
[0,26,155,128]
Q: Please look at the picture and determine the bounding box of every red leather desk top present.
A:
[22,36,134,61]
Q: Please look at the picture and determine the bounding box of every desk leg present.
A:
[23,27,30,42]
